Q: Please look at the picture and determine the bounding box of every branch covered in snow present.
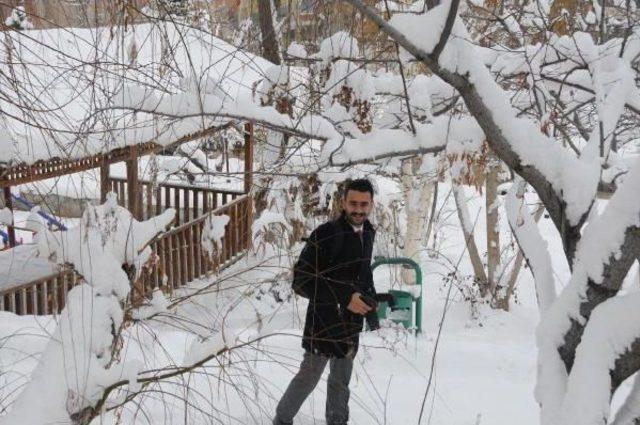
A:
[1,194,175,424]
[611,373,640,425]
[322,115,481,166]
[556,293,640,425]
[112,86,340,143]
[537,160,640,422]
[505,179,556,312]
[344,0,600,266]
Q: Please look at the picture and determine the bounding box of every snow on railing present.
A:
[0,142,157,187]
[105,176,244,226]
[0,195,251,315]
[134,194,252,297]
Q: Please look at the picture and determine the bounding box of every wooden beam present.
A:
[100,160,110,204]
[126,146,141,220]
[3,187,16,248]
[243,122,254,250]
[0,123,232,188]
[244,122,254,194]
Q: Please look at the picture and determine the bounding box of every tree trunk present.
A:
[486,157,501,295]
[258,0,281,64]
[453,185,488,290]
[401,157,434,285]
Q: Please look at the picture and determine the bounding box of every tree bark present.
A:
[559,227,640,372]
[486,157,501,295]
[453,185,489,289]
[611,372,640,425]
[401,157,434,285]
[258,0,281,64]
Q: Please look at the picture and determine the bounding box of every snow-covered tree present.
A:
[0,194,175,424]
[4,0,640,421]
[338,0,640,423]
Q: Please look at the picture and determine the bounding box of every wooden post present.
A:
[100,160,109,203]
[244,122,254,194]
[243,123,254,250]
[126,146,141,220]
[3,187,16,248]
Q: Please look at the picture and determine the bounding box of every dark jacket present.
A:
[293,213,376,358]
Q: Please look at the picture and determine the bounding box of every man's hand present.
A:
[347,292,373,315]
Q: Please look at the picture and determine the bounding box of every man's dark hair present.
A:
[343,178,375,199]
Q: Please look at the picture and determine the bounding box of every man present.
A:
[273,178,378,425]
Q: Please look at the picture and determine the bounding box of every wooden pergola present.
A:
[0,122,255,315]
[0,123,254,245]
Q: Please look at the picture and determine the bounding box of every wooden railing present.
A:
[0,124,229,188]
[135,194,252,295]
[0,268,80,316]
[106,177,244,226]
[0,195,252,315]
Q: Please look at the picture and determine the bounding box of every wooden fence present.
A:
[0,268,80,316]
[0,195,252,315]
[106,177,244,226]
[135,194,252,296]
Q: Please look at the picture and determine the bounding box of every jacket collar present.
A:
[338,212,374,258]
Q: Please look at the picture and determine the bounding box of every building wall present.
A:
[1,0,151,30]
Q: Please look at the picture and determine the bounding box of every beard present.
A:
[346,212,366,224]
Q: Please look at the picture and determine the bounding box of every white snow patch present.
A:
[201,214,230,256]
[286,42,307,58]
[317,31,360,65]
[0,208,13,226]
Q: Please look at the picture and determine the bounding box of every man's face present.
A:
[342,190,374,225]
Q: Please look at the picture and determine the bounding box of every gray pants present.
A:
[273,351,354,425]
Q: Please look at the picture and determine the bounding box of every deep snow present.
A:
[0,184,549,424]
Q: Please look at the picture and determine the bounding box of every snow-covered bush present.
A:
[1,194,175,424]
[4,5,33,30]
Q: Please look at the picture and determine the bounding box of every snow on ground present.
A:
[0,182,551,424]
[254,289,539,425]
[0,246,540,424]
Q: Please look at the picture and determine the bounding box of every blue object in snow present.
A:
[10,194,67,231]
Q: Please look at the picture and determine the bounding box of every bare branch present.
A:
[328,144,446,168]
[432,0,461,61]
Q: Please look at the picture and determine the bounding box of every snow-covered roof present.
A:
[0,22,273,167]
